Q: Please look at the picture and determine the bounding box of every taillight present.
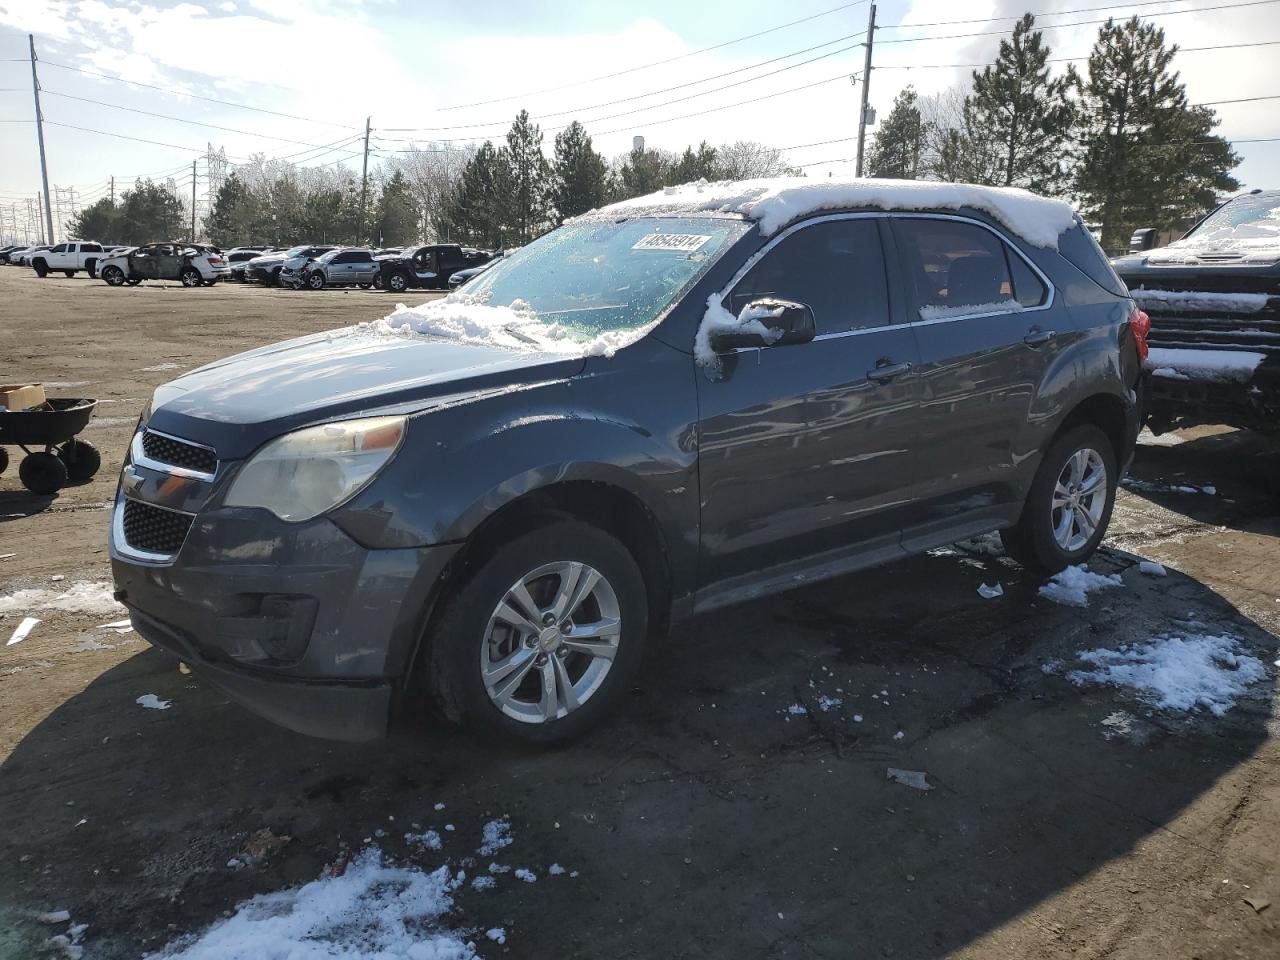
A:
[208,256,223,265]
[1129,307,1151,361]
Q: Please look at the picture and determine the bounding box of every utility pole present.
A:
[29,35,55,244]
[191,159,197,240]
[359,116,371,241]
[854,3,877,178]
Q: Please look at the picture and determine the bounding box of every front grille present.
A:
[141,430,217,475]
[1130,281,1280,356]
[121,499,194,556]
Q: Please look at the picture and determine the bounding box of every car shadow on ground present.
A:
[0,544,1275,959]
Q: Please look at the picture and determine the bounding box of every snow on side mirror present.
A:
[709,299,816,352]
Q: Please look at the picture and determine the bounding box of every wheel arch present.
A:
[1053,392,1130,467]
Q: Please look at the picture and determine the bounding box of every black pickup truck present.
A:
[1112,189,1280,434]
[377,244,494,293]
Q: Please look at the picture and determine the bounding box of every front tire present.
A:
[425,521,648,744]
[102,265,126,286]
[1001,424,1117,574]
[33,259,48,278]
[307,272,325,290]
[387,271,410,293]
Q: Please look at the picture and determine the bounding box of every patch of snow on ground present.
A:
[1144,348,1265,383]
[478,819,512,857]
[548,863,566,876]
[0,581,124,618]
[362,295,641,359]
[145,847,475,960]
[1136,428,1186,447]
[471,876,495,891]
[919,299,1023,321]
[977,583,1004,599]
[816,695,842,713]
[513,868,537,883]
[1039,565,1123,607]
[1131,288,1269,314]
[1067,633,1267,716]
[583,177,1077,249]
[785,703,807,716]
[406,829,442,851]
[136,694,171,710]
[486,928,506,945]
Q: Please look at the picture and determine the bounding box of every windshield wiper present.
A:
[503,324,540,345]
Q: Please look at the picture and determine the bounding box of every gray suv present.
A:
[110,180,1144,745]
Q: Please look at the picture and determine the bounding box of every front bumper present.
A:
[110,491,459,740]
[1144,362,1279,434]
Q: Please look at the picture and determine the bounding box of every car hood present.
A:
[147,327,587,459]
[247,253,289,267]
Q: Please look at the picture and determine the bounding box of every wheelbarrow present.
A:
[0,398,102,494]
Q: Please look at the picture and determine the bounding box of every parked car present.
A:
[0,245,22,263]
[245,245,336,286]
[284,248,381,290]
[29,241,107,278]
[377,244,492,293]
[447,256,502,289]
[97,242,230,287]
[111,178,1142,745]
[1112,188,1280,435]
[11,245,51,267]
[227,248,273,282]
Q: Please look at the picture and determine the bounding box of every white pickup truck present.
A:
[29,241,108,278]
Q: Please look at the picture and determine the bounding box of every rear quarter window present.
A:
[1057,223,1128,298]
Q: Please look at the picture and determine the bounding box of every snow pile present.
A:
[1039,565,1124,607]
[362,295,639,359]
[1067,633,1268,716]
[694,295,785,367]
[477,819,513,857]
[919,299,1023,322]
[584,177,1077,249]
[406,829,442,851]
[0,582,124,618]
[1145,347,1266,383]
[146,848,474,960]
[136,694,171,711]
[1131,288,1270,314]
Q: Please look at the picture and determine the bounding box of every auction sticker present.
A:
[632,233,712,252]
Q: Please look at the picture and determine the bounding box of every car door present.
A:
[889,216,1056,529]
[154,244,182,279]
[130,245,157,279]
[696,215,921,584]
[351,252,376,283]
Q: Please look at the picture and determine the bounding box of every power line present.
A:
[878,37,1280,69]
[40,88,363,149]
[879,0,1258,30]
[35,58,363,130]
[436,0,871,112]
[384,32,867,133]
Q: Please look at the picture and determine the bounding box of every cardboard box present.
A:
[0,383,46,411]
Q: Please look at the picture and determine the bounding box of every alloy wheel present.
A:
[480,561,621,724]
[1051,447,1108,552]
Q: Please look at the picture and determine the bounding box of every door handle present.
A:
[1023,328,1056,347]
[867,360,913,383]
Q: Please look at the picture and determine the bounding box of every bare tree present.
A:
[382,143,477,241]
[715,140,797,179]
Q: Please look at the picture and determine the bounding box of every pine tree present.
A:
[503,110,551,243]
[115,180,186,244]
[371,170,419,245]
[204,174,259,247]
[962,14,1077,192]
[616,146,672,199]
[551,121,608,222]
[1076,17,1239,251]
[667,142,720,184]
[442,142,514,248]
[866,87,925,180]
[68,198,120,244]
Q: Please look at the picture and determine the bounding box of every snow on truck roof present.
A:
[580,176,1078,250]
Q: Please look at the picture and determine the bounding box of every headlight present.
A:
[224,415,406,522]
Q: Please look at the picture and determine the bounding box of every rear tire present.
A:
[58,439,101,483]
[1000,424,1117,574]
[0,446,8,475]
[19,452,68,495]
[425,521,648,744]
[180,267,203,287]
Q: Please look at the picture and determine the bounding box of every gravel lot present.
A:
[1,269,1278,959]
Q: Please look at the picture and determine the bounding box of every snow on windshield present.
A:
[1166,192,1280,250]
[581,176,1077,250]
[363,295,642,357]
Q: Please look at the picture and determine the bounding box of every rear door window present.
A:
[893,218,1046,318]
[727,218,891,335]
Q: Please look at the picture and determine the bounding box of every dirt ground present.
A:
[1,268,1278,959]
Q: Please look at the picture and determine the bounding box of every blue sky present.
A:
[0,0,1277,237]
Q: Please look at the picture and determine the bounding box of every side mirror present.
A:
[709,298,816,352]
[1130,228,1158,253]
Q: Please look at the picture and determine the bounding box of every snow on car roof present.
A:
[578,176,1078,249]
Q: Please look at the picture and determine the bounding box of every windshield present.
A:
[1182,192,1280,245]
[463,216,749,338]
[317,249,343,263]
[283,245,309,257]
